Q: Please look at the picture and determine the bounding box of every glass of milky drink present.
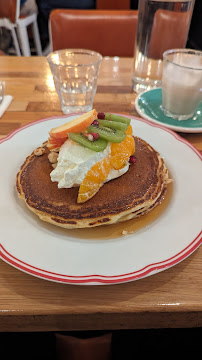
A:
[161,49,202,120]
[132,0,195,93]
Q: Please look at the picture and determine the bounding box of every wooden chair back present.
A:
[0,0,19,23]
[49,9,138,57]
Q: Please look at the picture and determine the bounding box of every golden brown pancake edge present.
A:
[16,137,169,229]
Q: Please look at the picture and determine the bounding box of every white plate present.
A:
[0,114,201,285]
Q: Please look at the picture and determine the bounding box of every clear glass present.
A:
[47,49,102,114]
[132,0,195,93]
[161,49,202,120]
[0,81,5,104]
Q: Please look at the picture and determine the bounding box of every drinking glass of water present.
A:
[0,81,5,104]
[161,49,202,120]
[132,0,195,93]
[47,49,102,114]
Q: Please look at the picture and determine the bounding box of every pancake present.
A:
[16,136,170,229]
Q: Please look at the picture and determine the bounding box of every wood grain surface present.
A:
[0,56,201,332]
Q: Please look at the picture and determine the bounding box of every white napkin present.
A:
[0,95,13,118]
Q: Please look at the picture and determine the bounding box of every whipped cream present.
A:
[50,139,129,188]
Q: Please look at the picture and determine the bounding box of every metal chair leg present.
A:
[17,25,31,56]
[32,19,42,55]
[10,27,21,56]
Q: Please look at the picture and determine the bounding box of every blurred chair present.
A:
[96,0,130,9]
[0,0,42,56]
[49,9,138,57]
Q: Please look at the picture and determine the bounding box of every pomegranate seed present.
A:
[87,134,93,141]
[92,119,99,126]
[97,112,105,119]
[90,132,99,140]
[129,155,136,164]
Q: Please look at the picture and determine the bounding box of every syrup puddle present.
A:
[67,182,173,241]
[16,181,173,242]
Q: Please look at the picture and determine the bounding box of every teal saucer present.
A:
[135,88,202,133]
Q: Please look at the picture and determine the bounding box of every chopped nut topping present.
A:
[34,147,45,156]
[52,163,57,169]
[48,152,58,164]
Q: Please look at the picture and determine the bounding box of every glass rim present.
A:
[47,48,103,67]
[163,48,202,71]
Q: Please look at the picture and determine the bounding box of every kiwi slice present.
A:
[105,113,131,125]
[88,125,126,143]
[68,132,108,152]
[98,119,128,131]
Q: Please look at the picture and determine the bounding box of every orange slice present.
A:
[77,156,111,203]
[126,124,133,135]
[111,135,135,170]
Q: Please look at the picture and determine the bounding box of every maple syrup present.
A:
[68,182,173,240]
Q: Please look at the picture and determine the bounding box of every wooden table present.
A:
[0,56,201,332]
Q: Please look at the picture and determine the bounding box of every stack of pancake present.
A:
[16,136,170,229]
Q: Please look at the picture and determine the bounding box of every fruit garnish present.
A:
[125,124,133,135]
[98,112,131,125]
[47,136,67,150]
[49,109,97,140]
[105,113,131,125]
[68,132,108,152]
[97,112,105,119]
[92,119,99,126]
[84,132,99,141]
[77,156,111,203]
[129,155,136,163]
[111,135,135,170]
[87,125,126,143]
[89,132,99,140]
[97,119,128,131]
